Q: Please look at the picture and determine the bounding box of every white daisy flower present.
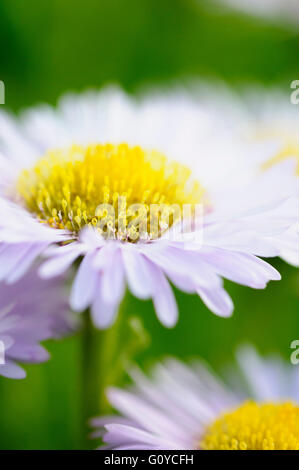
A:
[241,89,299,172]
[93,347,299,450]
[217,0,299,28]
[199,85,299,266]
[0,87,298,328]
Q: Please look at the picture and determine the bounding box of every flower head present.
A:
[202,85,299,267]
[218,0,299,28]
[93,347,299,450]
[17,142,203,241]
[0,268,77,379]
[0,87,299,328]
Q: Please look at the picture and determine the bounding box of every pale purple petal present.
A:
[0,360,26,379]
[103,423,178,449]
[91,281,121,329]
[107,387,189,446]
[70,252,98,312]
[0,267,78,379]
[197,285,233,317]
[122,248,152,299]
[39,244,83,279]
[100,248,125,305]
[146,261,178,327]
[197,247,281,288]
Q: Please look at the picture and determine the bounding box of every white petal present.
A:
[146,261,178,327]
[91,290,120,329]
[70,252,98,312]
[122,248,152,299]
[7,244,45,284]
[0,360,26,379]
[39,246,82,279]
[197,285,234,317]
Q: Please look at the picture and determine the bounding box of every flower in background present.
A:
[204,86,299,172]
[0,268,77,379]
[217,0,299,28]
[241,89,299,175]
[93,347,299,450]
[199,85,299,266]
[0,87,299,328]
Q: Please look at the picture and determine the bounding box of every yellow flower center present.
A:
[254,128,299,174]
[262,141,299,174]
[201,401,299,450]
[17,143,204,242]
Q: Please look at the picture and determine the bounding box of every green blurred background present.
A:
[0,0,299,449]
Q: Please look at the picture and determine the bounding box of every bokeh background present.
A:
[0,0,299,449]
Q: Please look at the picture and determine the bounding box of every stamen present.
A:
[262,141,299,173]
[201,401,299,450]
[17,143,204,242]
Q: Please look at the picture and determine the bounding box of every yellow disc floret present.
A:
[262,140,299,174]
[17,143,204,241]
[254,128,299,174]
[201,401,299,450]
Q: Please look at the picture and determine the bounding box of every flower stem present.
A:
[80,293,150,449]
[81,313,102,441]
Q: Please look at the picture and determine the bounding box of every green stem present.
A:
[80,298,126,449]
[81,312,102,449]
[80,293,150,449]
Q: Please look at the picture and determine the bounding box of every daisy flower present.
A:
[200,85,299,266]
[94,347,299,450]
[0,87,299,328]
[217,0,299,28]
[242,89,299,173]
[0,267,77,379]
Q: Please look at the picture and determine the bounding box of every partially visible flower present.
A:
[0,268,77,379]
[244,90,299,173]
[0,87,299,328]
[217,0,299,28]
[200,86,299,266]
[93,347,299,450]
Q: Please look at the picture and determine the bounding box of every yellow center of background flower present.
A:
[17,143,203,241]
[262,141,299,173]
[201,401,299,450]
[254,129,299,173]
